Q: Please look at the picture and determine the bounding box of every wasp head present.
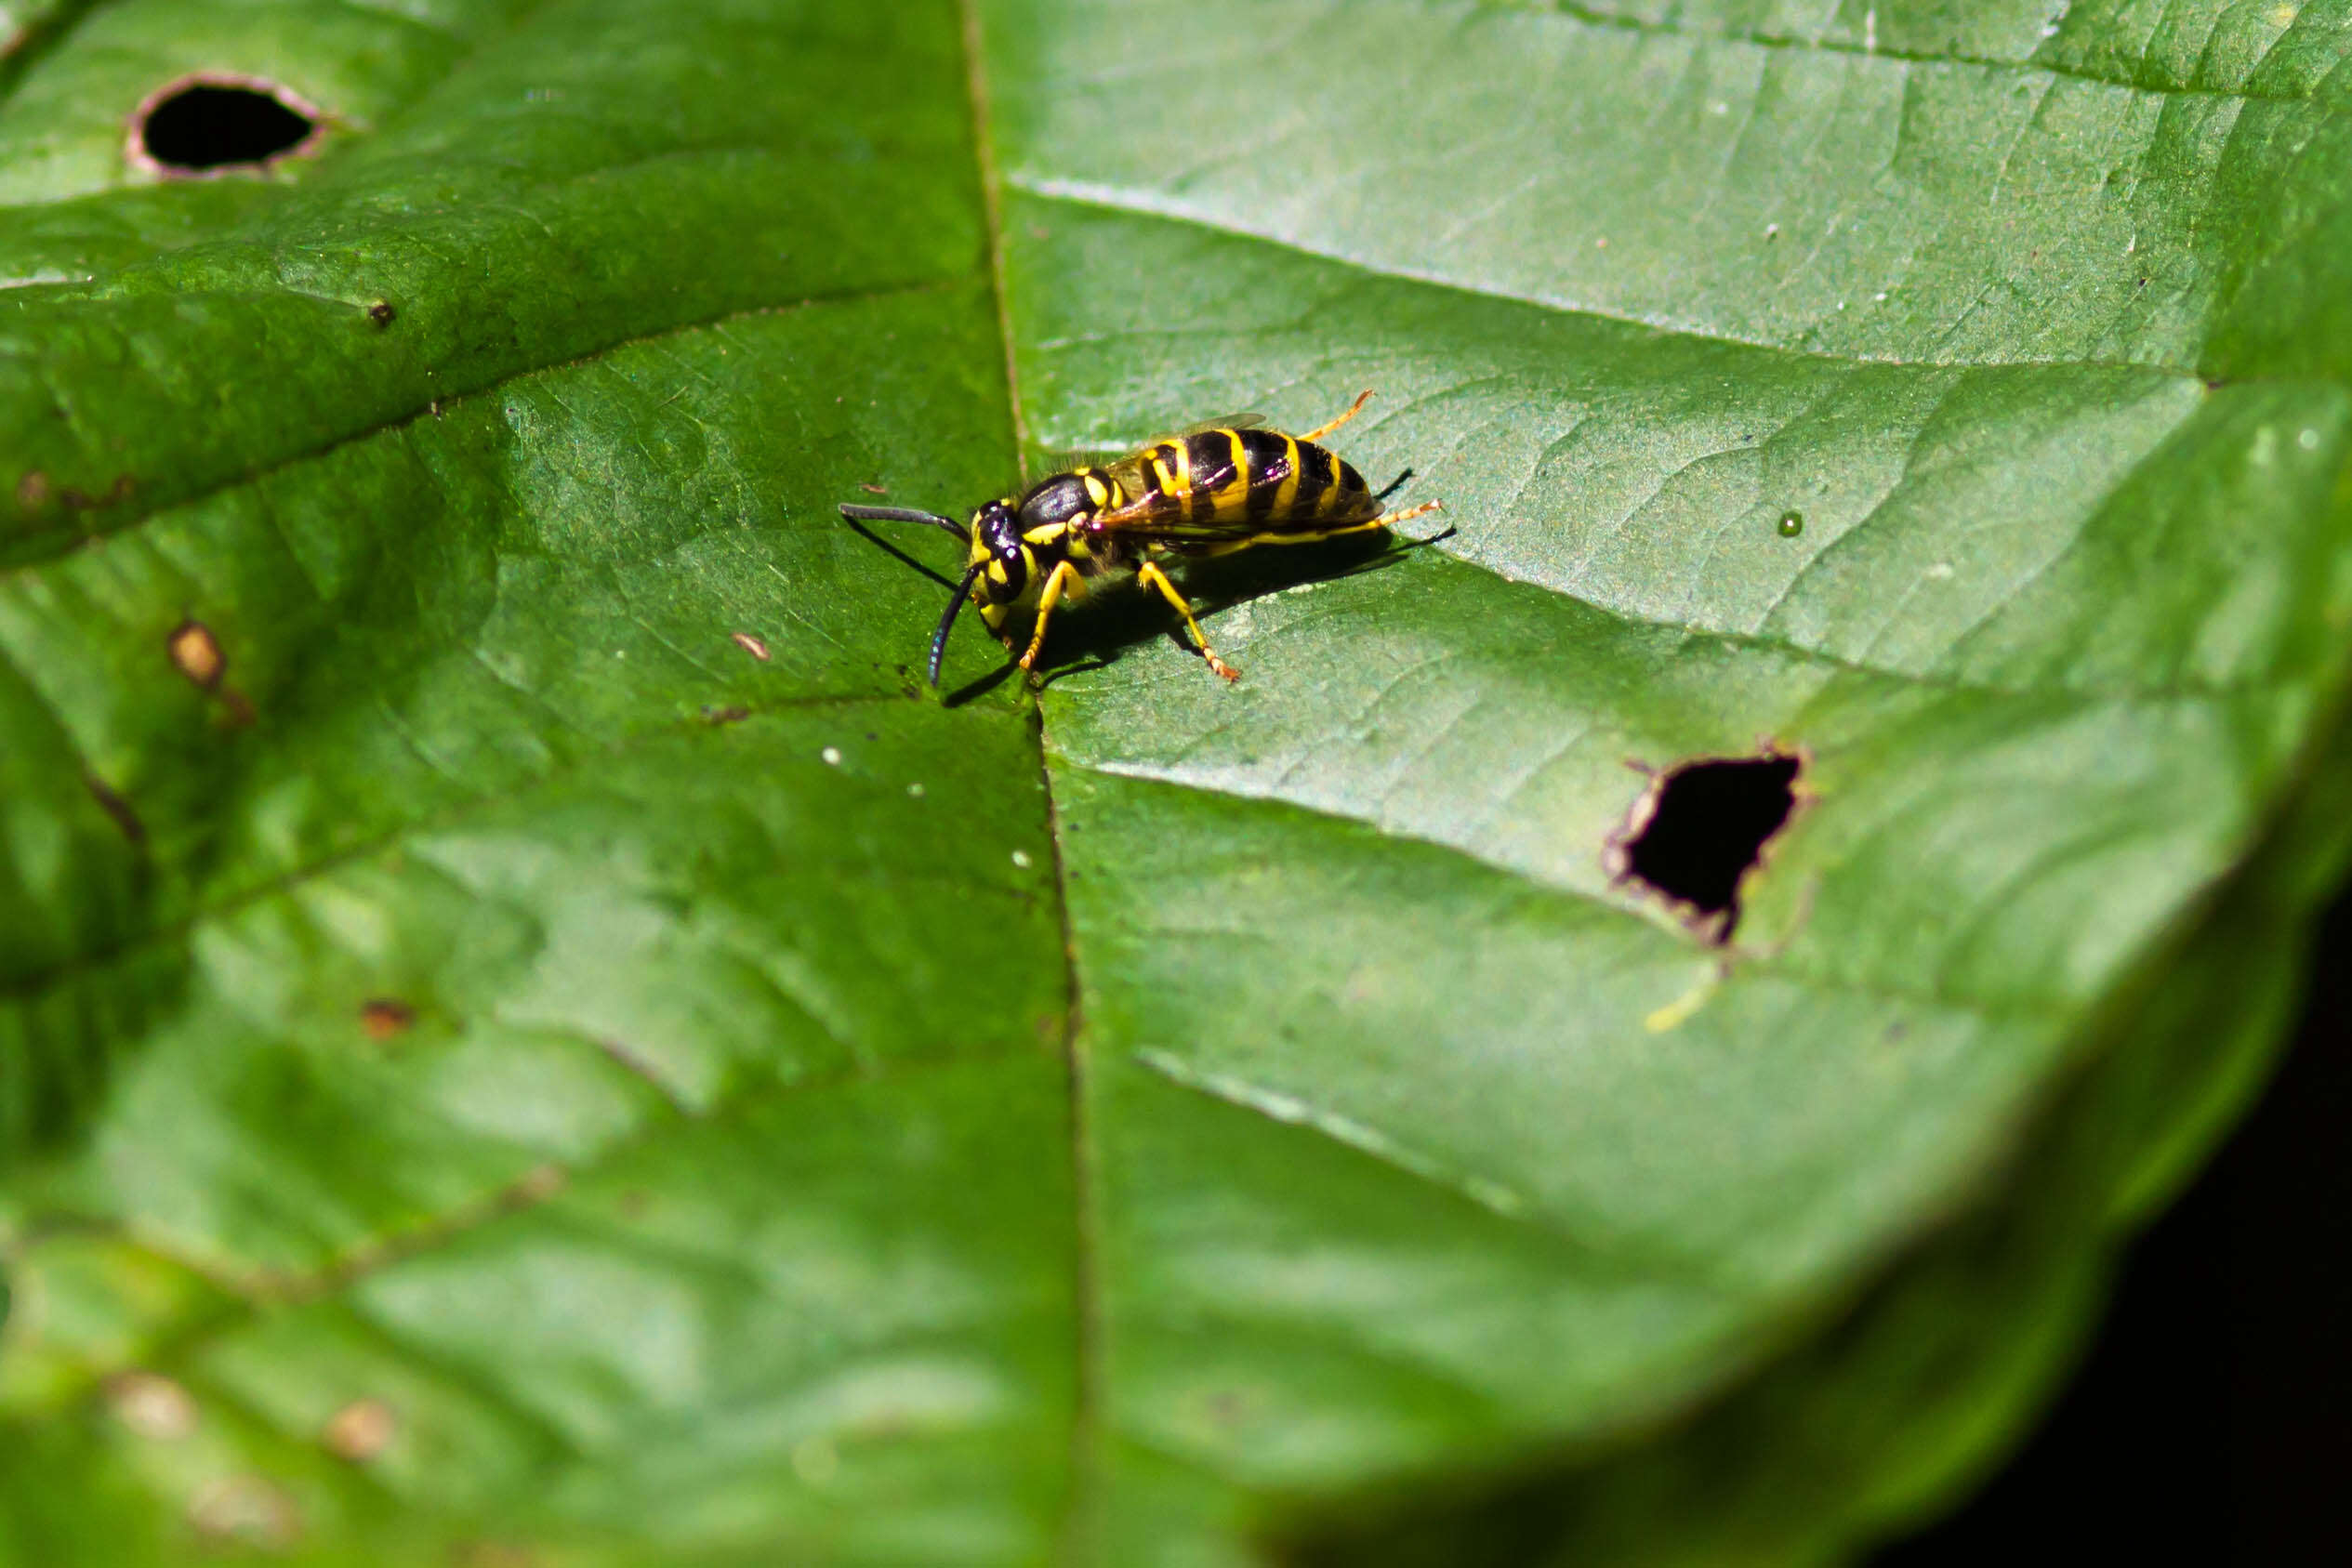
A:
[967,499,1027,602]
[971,497,1019,552]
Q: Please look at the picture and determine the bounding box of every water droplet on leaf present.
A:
[1777,510,1804,537]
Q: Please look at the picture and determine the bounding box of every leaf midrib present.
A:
[953,0,1108,1553]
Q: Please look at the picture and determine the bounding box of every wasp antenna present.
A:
[840,503,966,537]
[930,561,988,687]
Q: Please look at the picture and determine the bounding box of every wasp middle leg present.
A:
[1136,560,1240,681]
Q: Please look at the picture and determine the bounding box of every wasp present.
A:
[840,390,1441,686]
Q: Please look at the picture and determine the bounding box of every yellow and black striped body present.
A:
[840,391,1439,685]
[1113,426,1381,549]
[957,427,1380,637]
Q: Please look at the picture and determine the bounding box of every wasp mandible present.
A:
[840,390,1442,686]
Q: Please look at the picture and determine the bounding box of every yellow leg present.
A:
[1368,498,1443,532]
[1136,560,1239,682]
[1017,560,1083,672]
[1299,389,1374,444]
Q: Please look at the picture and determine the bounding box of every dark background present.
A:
[1877,891,2351,1565]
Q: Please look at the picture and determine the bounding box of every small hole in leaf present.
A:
[136,79,317,173]
[1616,751,1800,940]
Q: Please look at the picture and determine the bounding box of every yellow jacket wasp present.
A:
[840,390,1442,686]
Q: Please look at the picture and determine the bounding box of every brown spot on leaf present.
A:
[106,1372,197,1440]
[366,300,395,326]
[322,1398,396,1461]
[732,632,770,661]
[701,704,750,725]
[511,1164,567,1204]
[359,999,415,1039]
[859,482,888,494]
[16,470,47,508]
[167,620,225,689]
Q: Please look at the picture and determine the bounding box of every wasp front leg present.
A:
[1136,560,1240,682]
[978,599,1015,655]
[1018,560,1085,674]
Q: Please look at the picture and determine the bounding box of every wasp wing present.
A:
[1091,475,1385,551]
[1175,412,1267,437]
[1097,449,1154,497]
[1087,492,1310,552]
[1045,416,1259,477]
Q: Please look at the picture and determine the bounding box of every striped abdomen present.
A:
[1137,427,1377,537]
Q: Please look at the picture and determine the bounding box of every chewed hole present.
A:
[132,76,320,174]
[1614,750,1801,941]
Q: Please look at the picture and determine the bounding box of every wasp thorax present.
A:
[1019,473,1093,530]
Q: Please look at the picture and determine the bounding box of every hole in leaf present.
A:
[134,77,319,174]
[1615,750,1801,940]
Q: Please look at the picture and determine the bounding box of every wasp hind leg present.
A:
[1135,560,1240,682]
[1305,497,1447,544]
[1017,560,1084,675]
[1368,498,1444,534]
[1300,389,1375,444]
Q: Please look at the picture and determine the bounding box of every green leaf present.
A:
[3,1,2348,1563]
